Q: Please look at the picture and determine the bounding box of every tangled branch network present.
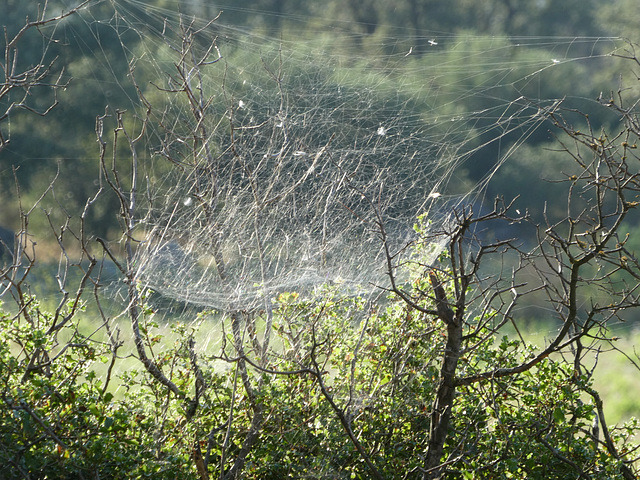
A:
[75,1,622,311]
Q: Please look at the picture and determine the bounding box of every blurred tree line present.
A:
[0,0,637,244]
[205,0,606,40]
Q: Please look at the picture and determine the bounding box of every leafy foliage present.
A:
[1,245,638,478]
[0,300,187,478]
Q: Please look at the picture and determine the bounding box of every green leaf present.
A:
[103,416,114,429]
[553,407,566,424]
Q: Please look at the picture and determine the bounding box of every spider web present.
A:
[68,1,622,311]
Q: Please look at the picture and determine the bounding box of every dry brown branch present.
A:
[0,1,90,152]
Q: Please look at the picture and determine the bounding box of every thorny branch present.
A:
[96,108,185,400]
